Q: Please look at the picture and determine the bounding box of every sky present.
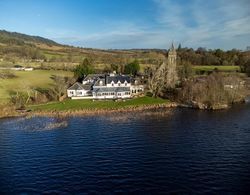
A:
[0,0,249,50]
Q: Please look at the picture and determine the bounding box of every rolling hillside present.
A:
[0,30,166,71]
[0,29,247,72]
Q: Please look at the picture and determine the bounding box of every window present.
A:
[125,83,127,86]
[118,83,121,86]
[70,91,74,94]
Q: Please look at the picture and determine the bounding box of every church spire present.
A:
[171,42,174,50]
[170,41,175,51]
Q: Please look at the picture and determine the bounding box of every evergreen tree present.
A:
[124,60,140,76]
[177,43,182,51]
[74,58,94,81]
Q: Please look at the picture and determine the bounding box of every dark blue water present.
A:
[0,105,250,194]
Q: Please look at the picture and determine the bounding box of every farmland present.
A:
[0,70,73,104]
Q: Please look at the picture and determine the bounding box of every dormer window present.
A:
[124,80,127,86]
[111,81,114,86]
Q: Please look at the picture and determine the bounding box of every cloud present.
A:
[153,0,250,49]
[52,0,250,50]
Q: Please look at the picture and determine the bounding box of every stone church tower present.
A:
[165,43,178,88]
[168,43,177,68]
[148,43,179,95]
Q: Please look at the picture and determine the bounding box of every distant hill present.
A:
[0,30,59,46]
[0,30,166,71]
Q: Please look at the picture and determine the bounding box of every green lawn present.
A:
[29,96,169,111]
[0,70,73,104]
[193,65,240,72]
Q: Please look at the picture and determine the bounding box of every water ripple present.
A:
[0,106,250,193]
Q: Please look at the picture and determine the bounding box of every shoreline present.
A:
[0,102,178,119]
[29,103,178,118]
[1,98,249,120]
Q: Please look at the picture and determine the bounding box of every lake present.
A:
[0,104,250,193]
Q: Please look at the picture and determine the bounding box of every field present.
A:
[193,65,240,72]
[0,70,73,104]
[29,96,169,111]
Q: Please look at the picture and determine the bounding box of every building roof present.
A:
[93,75,131,87]
[94,78,106,86]
[106,75,131,84]
[83,74,105,82]
[130,77,144,85]
[68,74,134,90]
[93,87,130,93]
[68,82,92,90]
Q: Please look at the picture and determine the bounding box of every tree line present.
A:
[177,45,247,66]
[74,58,140,81]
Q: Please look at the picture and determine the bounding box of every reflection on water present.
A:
[101,108,173,123]
[1,117,68,131]
[0,105,250,194]
[0,109,173,130]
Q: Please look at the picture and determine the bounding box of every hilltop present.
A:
[0,30,59,46]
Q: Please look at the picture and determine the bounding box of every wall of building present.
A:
[67,89,91,97]
[93,91,131,99]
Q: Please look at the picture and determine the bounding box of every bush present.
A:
[0,71,17,79]
[146,91,153,97]
[9,91,29,109]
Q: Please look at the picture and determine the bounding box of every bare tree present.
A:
[49,75,74,101]
[148,61,166,97]
[148,58,178,97]
[178,72,246,109]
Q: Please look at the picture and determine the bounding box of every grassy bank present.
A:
[0,69,73,104]
[29,97,170,112]
[193,65,240,73]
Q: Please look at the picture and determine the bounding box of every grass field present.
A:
[29,96,169,111]
[193,65,240,72]
[0,70,73,104]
